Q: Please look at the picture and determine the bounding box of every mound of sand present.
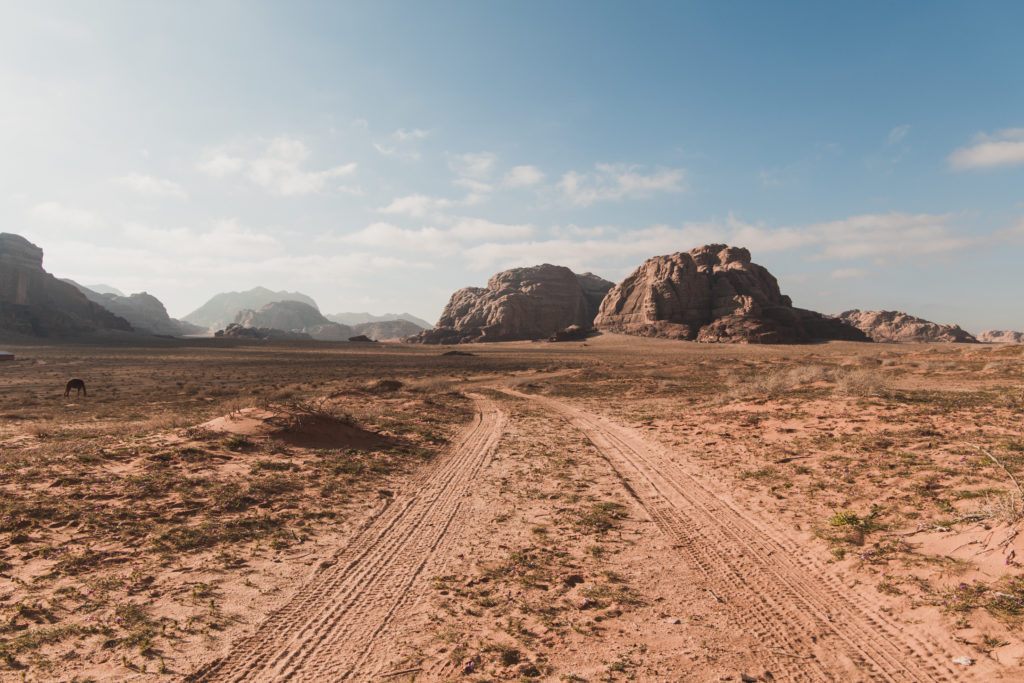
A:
[202,406,392,450]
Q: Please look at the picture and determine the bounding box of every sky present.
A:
[2,1,1023,332]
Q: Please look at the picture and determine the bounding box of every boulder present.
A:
[549,324,594,342]
[977,330,1024,344]
[407,265,614,344]
[348,334,376,343]
[594,244,867,344]
[834,310,977,343]
[0,233,132,337]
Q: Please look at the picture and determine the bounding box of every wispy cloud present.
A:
[830,267,870,279]
[504,165,544,187]
[197,137,356,196]
[887,124,910,145]
[373,128,430,159]
[558,163,686,206]
[949,128,1024,170]
[448,151,496,179]
[114,173,187,199]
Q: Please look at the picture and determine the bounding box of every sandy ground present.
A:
[0,335,1022,681]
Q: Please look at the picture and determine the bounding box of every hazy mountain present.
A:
[1,233,132,337]
[184,287,319,331]
[232,300,353,341]
[326,311,432,328]
[352,319,425,340]
[64,280,204,336]
[84,284,125,297]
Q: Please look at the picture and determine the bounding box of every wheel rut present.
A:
[507,389,973,682]
[187,394,504,682]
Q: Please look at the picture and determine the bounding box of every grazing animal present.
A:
[64,379,87,397]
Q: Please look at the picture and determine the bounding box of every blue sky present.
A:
[2,1,1023,332]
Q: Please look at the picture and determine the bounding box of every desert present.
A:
[0,333,1022,681]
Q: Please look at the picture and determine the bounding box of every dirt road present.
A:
[507,389,975,682]
[188,394,505,682]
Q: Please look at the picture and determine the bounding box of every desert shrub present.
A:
[834,368,891,397]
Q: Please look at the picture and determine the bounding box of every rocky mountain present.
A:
[184,287,319,331]
[594,244,867,344]
[408,265,614,344]
[977,330,1024,344]
[835,310,977,343]
[232,300,353,341]
[327,311,432,329]
[352,319,424,340]
[214,324,313,341]
[84,284,124,296]
[0,233,133,337]
[64,281,204,336]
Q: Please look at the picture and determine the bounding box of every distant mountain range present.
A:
[326,312,432,329]
[63,280,203,337]
[183,287,320,332]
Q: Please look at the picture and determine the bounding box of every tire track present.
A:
[187,394,504,682]
[508,389,970,682]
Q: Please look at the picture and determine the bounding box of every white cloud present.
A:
[114,173,187,199]
[197,137,356,195]
[949,128,1024,170]
[800,212,971,261]
[335,222,453,253]
[887,124,910,145]
[373,128,430,159]
[378,193,456,218]
[504,165,545,187]
[449,151,496,179]
[558,163,686,206]
[449,217,533,241]
[28,201,100,229]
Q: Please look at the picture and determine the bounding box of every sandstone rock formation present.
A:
[835,310,977,343]
[232,301,353,341]
[64,281,203,336]
[352,319,424,340]
[407,265,614,344]
[0,233,132,337]
[549,324,593,342]
[214,323,312,341]
[184,287,319,331]
[594,244,867,344]
[348,334,376,343]
[977,330,1024,344]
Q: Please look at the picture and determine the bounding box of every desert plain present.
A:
[0,335,1023,681]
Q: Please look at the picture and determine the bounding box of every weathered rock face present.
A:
[232,301,352,341]
[407,265,614,344]
[214,323,312,341]
[835,310,977,343]
[594,244,868,344]
[352,319,424,340]
[977,330,1024,344]
[64,281,203,336]
[0,233,132,337]
[184,287,319,332]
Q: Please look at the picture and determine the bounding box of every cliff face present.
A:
[835,310,978,343]
[408,265,614,344]
[0,233,132,337]
[594,244,867,344]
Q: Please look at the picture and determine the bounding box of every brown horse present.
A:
[64,379,87,397]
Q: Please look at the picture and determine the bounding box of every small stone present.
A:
[952,656,974,666]
[664,617,681,624]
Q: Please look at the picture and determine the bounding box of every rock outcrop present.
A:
[594,244,867,344]
[407,265,614,344]
[977,330,1024,344]
[64,281,203,336]
[352,319,424,340]
[835,310,977,343]
[214,323,312,341]
[184,287,319,332]
[232,301,353,341]
[0,233,133,337]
